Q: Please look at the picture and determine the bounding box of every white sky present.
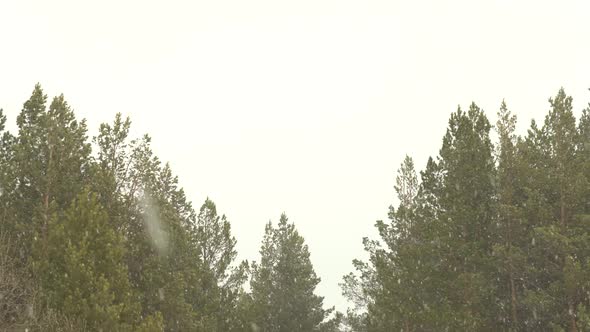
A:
[1,0,589,312]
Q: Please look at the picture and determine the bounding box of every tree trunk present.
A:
[560,185,577,332]
[509,263,518,326]
[569,300,578,332]
[508,217,518,327]
[42,146,53,249]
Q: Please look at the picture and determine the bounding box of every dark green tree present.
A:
[0,108,16,235]
[38,190,138,330]
[341,156,421,331]
[521,89,590,331]
[492,100,530,330]
[433,103,497,330]
[10,85,91,264]
[196,198,249,331]
[343,103,498,331]
[250,214,331,332]
[93,114,215,330]
[342,156,448,331]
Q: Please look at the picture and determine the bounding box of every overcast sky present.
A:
[1,0,589,312]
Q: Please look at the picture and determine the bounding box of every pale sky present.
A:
[1,0,589,312]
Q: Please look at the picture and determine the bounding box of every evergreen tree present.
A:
[250,214,330,331]
[343,104,499,331]
[433,103,497,330]
[196,198,249,331]
[37,190,138,330]
[0,108,16,235]
[341,156,420,331]
[93,114,216,330]
[342,156,448,331]
[521,89,590,331]
[10,85,91,264]
[121,140,212,330]
[492,100,530,330]
[10,84,48,261]
[92,112,134,232]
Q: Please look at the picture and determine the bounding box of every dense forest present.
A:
[343,89,590,331]
[0,85,589,331]
[0,85,337,331]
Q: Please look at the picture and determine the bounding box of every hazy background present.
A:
[1,0,589,312]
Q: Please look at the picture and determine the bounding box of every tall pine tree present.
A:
[38,190,138,330]
[196,198,249,331]
[250,214,330,331]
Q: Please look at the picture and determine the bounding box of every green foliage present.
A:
[0,232,33,330]
[37,190,138,330]
[250,214,332,331]
[519,88,590,331]
[9,85,92,265]
[196,198,249,331]
[344,89,590,331]
[3,84,590,331]
[0,86,255,331]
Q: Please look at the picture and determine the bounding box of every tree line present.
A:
[1,85,589,331]
[343,89,590,331]
[0,85,338,331]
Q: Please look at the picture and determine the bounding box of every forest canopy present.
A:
[0,85,337,331]
[0,85,589,331]
[342,89,590,332]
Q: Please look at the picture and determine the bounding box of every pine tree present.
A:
[10,84,48,261]
[378,157,418,330]
[10,85,91,264]
[341,156,421,331]
[92,112,134,232]
[37,189,138,330]
[342,155,451,331]
[575,93,590,331]
[492,100,530,330]
[197,198,239,286]
[0,108,16,235]
[196,198,249,331]
[250,214,330,332]
[522,89,590,331]
[434,103,497,330]
[123,145,210,330]
[93,114,216,330]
